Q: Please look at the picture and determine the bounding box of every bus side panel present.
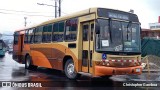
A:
[30,43,79,71]
[21,44,31,64]
[50,44,79,71]
[30,48,52,68]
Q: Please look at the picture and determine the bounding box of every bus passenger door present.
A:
[16,33,24,62]
[81,21,94,73]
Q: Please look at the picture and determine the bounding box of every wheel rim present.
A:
[67,63,74,76]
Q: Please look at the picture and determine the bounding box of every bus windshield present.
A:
[96,19,141,53]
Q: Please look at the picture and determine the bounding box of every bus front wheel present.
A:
[64,59,79,80]
[25,55,37,70]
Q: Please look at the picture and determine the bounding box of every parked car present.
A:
[8,48,13,53]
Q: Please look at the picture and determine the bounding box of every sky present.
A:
[0,0,160,33]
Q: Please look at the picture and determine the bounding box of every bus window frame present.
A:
[52,21,65,42]
[34,26,43,43]
[28,28,35,44]
[42,24,53,43]
[24,30,29,44]
[13,32,19,45]
[64,18,78,42]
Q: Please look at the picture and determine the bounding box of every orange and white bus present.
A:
[13,8,142,79]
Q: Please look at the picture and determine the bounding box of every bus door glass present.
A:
[81,21,94,73]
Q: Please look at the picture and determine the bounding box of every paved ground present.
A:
[0,52,159,90]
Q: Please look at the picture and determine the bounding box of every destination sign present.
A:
[97,8,139,22]
[108,12,129,20]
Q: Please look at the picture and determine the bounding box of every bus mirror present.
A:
[95,22,100,34]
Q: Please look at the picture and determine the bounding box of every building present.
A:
[141,16,160,39]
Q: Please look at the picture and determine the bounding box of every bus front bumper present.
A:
[95,66,142,76]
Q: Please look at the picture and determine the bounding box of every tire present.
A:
[64,59,79,80]
[25,55,37,70]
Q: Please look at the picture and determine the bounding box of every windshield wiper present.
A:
[109,18,112,43]
[127,21,132,41]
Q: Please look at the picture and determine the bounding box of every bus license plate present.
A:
[136,68,140,72]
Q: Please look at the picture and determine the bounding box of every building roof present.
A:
[142,28,151,31]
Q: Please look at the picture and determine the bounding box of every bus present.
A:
[13,8,142,79]
[0,40,6,57]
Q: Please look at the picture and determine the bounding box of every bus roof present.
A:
[15,7,139,32]
[15,24,38,32]
[39,7,98,26]
[14,7,97,32]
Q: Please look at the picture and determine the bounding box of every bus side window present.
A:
[34,26,43,43]
[64,18,78,41]
[28,29,32,43]
[14,32,19,45]
[52,21,64,42]
[30,28,35,43]
[28,29,34,44]
[91,24,94,41]
[83,25,89,41]
[52,23,59,41]
[58,22,64,42]
[42,26,47,43]
[48,24,52,42]
[42,24,52,43]
[24,30,28,43]
[34,28,38,43]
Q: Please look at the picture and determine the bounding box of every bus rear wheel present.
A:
[25,55,37,70]
[64,59,79,80]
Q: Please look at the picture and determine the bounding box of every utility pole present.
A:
[24,17,27,27]
[59,0,61,17]
[55,0,57,18]
[37,0,61,18]
[55,0,61,18]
